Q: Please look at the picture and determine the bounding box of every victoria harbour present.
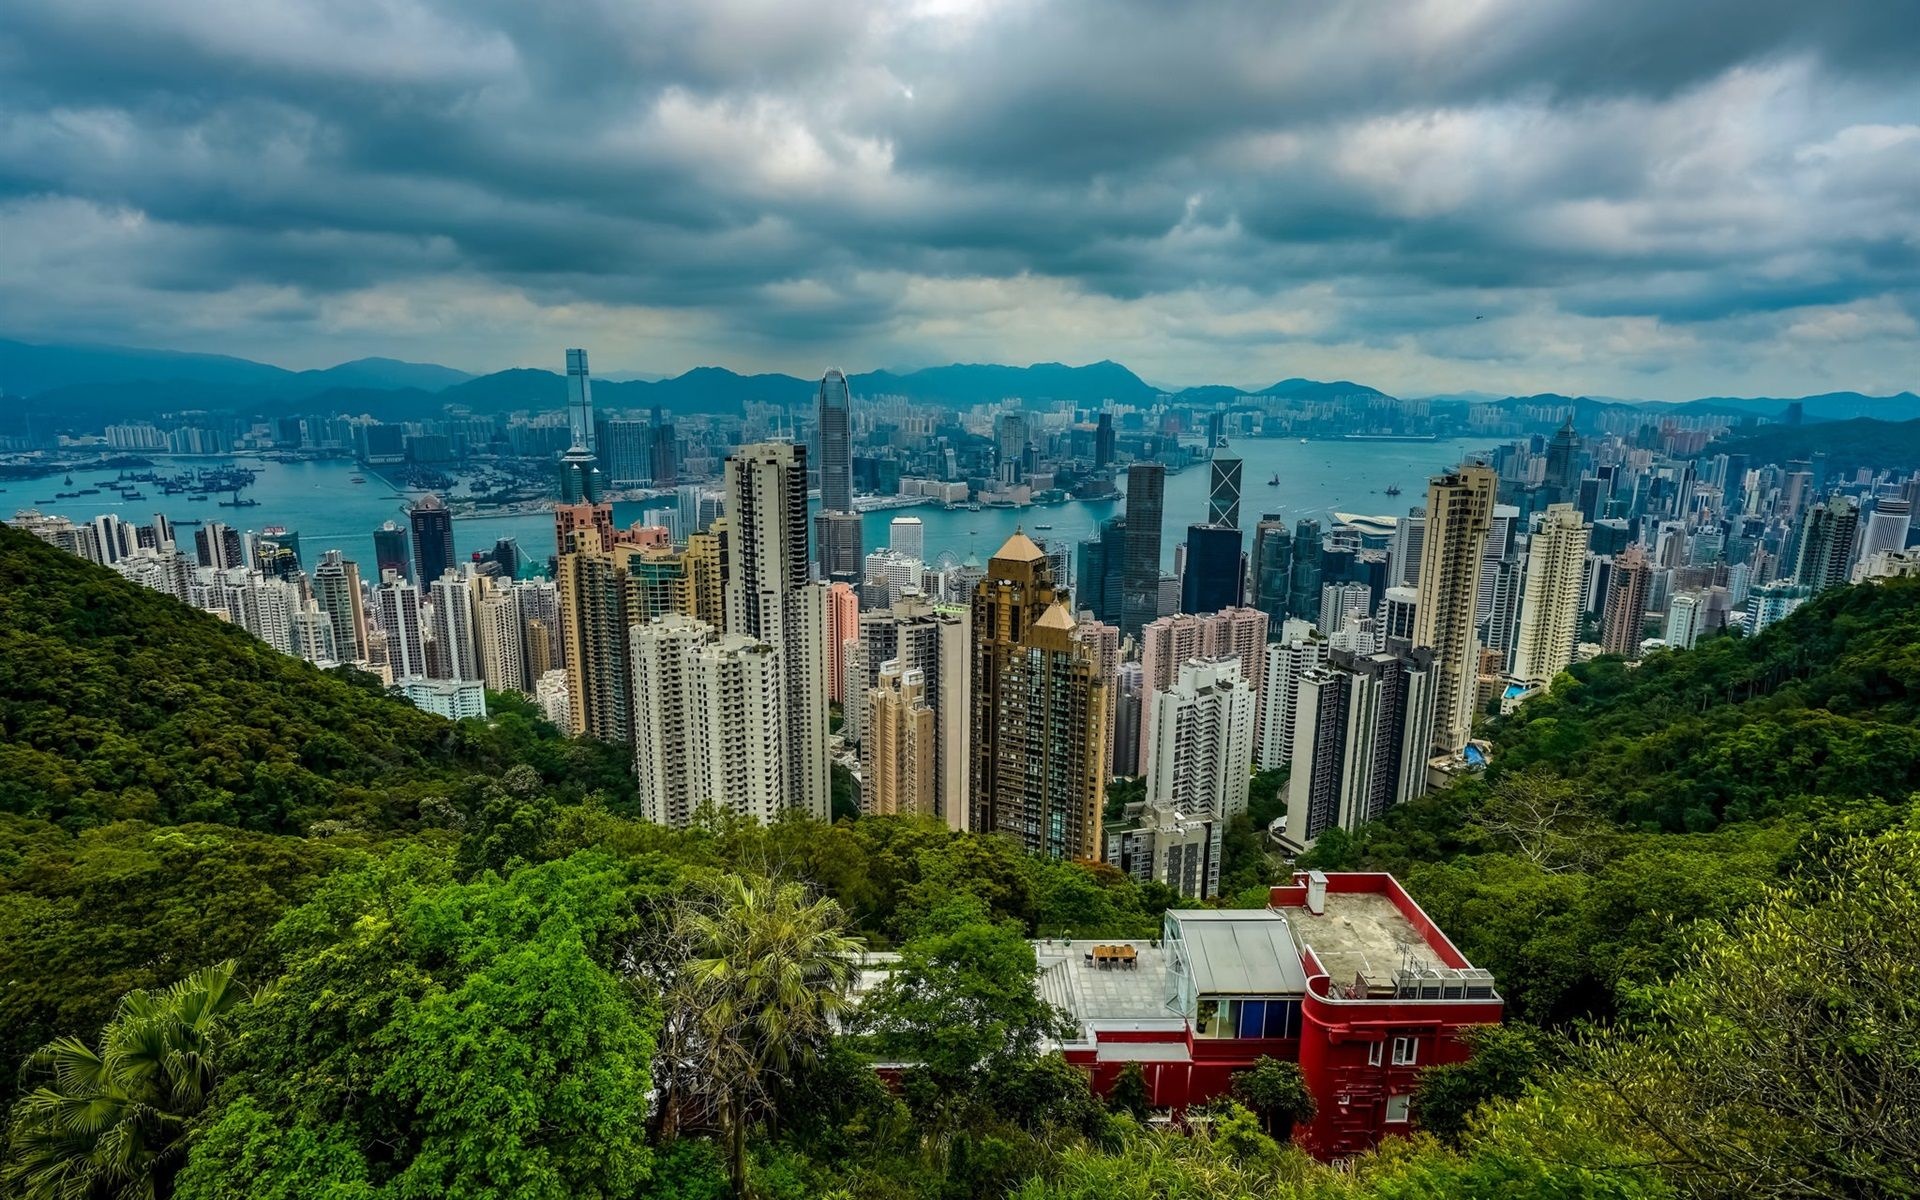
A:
[14,435,1488,576]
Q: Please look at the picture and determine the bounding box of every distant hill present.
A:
[1262,377,1389,401]
[0,336,290,395]
[297,357,471,392]
[851,360,1160,407]
[1713,417,1920,473]
[5,333,1909,431]
[1669,391,1920,422]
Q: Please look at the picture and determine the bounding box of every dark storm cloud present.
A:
[0,0,1914,394]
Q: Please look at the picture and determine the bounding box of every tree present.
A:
[174,850,658,1200]
[680,875,861,1200]
[1465,769,1604,872]
[1107,1063,1150,1119]
[1569,825,1920,1200]
[4,960,242,1200]
[1229,1057,1315,1142]
[856,895,1072,1091]
[1415,1024,1558,1145]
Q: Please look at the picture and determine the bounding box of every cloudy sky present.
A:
[1,0,1915,397]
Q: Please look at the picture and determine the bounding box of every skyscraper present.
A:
[1282,644,1436,852]
[195,522,245,572]
[557,348,605,505]
[1076,515,1126,624]
[817,369,853,512]
[969,531,1108,859]
[1544,415,1579,500]
[312,550,369,663]
[410,495,455,588]
[373,521,410,583]
[862,662,937,818]
[1121,463,1166,637]
[889,515,925,561]
[1413,464,1497,753]
[814,511,864,583]
[724,442,831,820]
[1250,515,1292,630]
[1093,411,1115,469]
[649,406,677,486]
[1793,496,1860,591]
[1601,545,1653,658]
[846,595,970,826]
[474,584,525,693]
[430,571,482,682]
[1181,524,1244,614]
[375,576,428,681]
[1143,658,1256,831]
[1510,504,1590,690]
[826,581,859,705]
[1857,498,1912,573]
[556,528,645,742]
[1135,606,1267,774]
[1207,437,1242,529]
[630,614,787,827]
[1287,519,1324,621]
[1257,621,1330,771]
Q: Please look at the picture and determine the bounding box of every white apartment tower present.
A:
[723,442,832,819]
[1414,464,1497,752]
[430,571,482,682]
[1510,503,1591,691]
[474,585,526,694]
[1143,657,1256,823]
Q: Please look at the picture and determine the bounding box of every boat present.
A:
[1033,523,1053,530]
[63,474,73,485]
[1385,485,1402,497]
[122,491,146,500]
[1299,438,1308,444]
[188,494,208,502]
[1267,474,1280,486]
[350,475,366,484]
[218,498,261,508]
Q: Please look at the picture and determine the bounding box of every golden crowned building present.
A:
[968,530,1109,860]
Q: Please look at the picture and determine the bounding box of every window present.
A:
[1392,1036,1418,1066]
[1385,1094,1410,1124]
[1367,1041,1383,1067]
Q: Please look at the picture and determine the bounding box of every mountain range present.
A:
[1,335,1914,429]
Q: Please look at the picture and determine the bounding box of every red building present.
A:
[1049,870,1501,1159]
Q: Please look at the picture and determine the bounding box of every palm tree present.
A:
[680,875,860,1200]
[4,961,243,1200]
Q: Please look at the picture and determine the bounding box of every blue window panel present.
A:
[1237,999,1267,1039]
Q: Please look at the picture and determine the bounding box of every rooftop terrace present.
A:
[1036,938,1184,1031]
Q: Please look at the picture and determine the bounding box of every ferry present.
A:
[1033,523,1053,530]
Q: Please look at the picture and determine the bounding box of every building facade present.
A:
[968,532,1109,859]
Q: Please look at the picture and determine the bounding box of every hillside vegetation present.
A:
[0,524,632,832]
[1,530,1915,1199]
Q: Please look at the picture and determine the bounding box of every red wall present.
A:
[1293,976,1503,1158]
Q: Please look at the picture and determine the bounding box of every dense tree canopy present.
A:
[4,525,1919,1200]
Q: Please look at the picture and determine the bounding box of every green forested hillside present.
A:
[0,524,632,831]
[1,530,1915,1200]
[1495,578,1920,830]
[1307,577,1920,1023]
